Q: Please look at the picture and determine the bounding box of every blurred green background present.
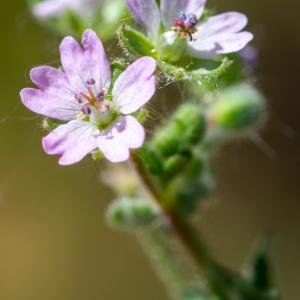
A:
[0,0,299,299]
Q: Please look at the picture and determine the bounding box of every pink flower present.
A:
[20,29,156,165]
[32,0,100,19]
[126,0,253,58]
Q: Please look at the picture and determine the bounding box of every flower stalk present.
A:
[130,151,233,299]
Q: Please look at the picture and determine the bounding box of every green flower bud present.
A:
[210,84,266,131]
[107,198,159,229]
[153,103,206,158]
[163,154,190,178]
[164,157,214,214]
[138,146,164,176]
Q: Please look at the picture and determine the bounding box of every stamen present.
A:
[86,79,96,86]
[179,12,187,21]
[187,14,198,27]
[81,104,91,115]
[75,94,82,103]
[80,92,90,101]
[97,90,106,101]
[171,12,199,41]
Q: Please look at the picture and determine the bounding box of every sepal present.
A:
[117,25,156,59]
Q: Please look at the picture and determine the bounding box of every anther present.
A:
[97,91,106,101]
[81,104,91,115]
[186,14,198,27]
[179,12,187,21]
[75,94,82,103]
[86,79,96,86]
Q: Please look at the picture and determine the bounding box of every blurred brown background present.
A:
[0,0,299,299]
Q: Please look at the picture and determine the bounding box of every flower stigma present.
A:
[171,12,198,41]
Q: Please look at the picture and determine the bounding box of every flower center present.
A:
[171,12,198,41]
[75,79,115,128]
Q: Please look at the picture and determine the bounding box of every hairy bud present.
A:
[209,84,266,131]
[107,198,159,229]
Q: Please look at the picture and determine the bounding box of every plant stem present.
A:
[131,151,232,299]
[131,151,210,266]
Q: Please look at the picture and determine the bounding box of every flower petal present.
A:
[20,87,80,121]
[59,29,111,94]
[112,57,156,114]
[160,0,206,27]
[126,0,161,38]
[42,120,98,165]
[188,12,253,58]
[97,116,145,163]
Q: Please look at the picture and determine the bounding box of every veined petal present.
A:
[112,57,156,114]
[59,29,111,94]
[188,12,253,58]
[160,0,206,27]
[97,116,145,163]
[30,66,71,91]
[126,0,161,38]
[20,87,80,121]
[42,120,98,165]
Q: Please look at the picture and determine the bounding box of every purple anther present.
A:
[97,90,106,101]
[178,12,187,21]
[186,14,198,27]
[81,104,91,115]
[86,79,96,85]
[75,94,82,103]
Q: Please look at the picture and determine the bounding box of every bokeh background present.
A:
[0,0,299,299]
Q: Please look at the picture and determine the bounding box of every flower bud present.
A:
[164,157,214,214]
[210,84,265,131]
[163,154,190,178]
[153,103,206,158]
[107,198,159,229]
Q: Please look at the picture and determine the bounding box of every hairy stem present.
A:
[131,151,210,265]
[131,151,232,299]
